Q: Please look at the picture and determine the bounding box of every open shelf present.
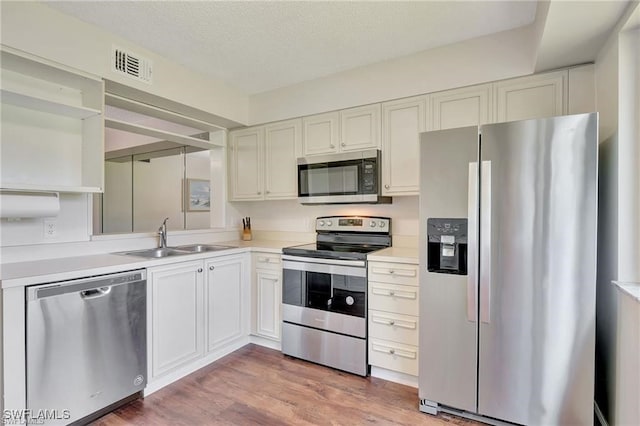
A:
[105,118,215,151]
[105,93,223,132]
[1,89,101,119]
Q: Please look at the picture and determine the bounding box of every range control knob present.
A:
[326,220,332,226]
[318,220,325,227]
[345,296,355,306]
[378,221,386,228]
[370,221,377,227]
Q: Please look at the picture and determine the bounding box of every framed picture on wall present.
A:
[184,179,210,212]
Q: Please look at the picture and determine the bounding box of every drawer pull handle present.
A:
[389,291,395,296]
[389,320,395,326]
[389,270,395,274]
[389,349,395,355]
[372,288,417,299]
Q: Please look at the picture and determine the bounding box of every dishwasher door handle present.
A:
[80,286,112,299]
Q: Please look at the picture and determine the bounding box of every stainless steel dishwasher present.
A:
[26,270,147,425]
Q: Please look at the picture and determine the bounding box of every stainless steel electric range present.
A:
[281,216,392,376]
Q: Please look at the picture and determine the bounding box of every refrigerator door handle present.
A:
[480,160,492,324]
[467,162,478,323]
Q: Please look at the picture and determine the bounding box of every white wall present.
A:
[0,2,249,126]
[249,24,539,125]
[593,3,640,424]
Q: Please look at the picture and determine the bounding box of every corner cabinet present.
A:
[228,119,301,201]
[302,104,381,156]
[0,46,104,192]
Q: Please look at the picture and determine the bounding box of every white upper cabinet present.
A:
[264,119,302,199]
[0,46,104,193]
[228,119,301,201]
[381,96,427,196]
[303,104,381,156]
[340,104,381,152]
[494,70,567,123]
[431,84,492,130]
[228,126,264,201]
[302,111,340,155]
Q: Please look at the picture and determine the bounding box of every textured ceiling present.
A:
[47,1,537,95]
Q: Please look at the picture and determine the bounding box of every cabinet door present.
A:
[255,268,281,341]
[264,119,301,199]
[495,71,567,123]
[302,112,339,156]
[148,261,205,379]
[381,96,427,196]
[205,256,246,351]
[228,127,264,200]
[340,104,381,152]
[431,84,492,130]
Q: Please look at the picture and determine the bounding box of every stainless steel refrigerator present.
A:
[418,113,598,425]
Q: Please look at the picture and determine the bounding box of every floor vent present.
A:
[113,47,152,84]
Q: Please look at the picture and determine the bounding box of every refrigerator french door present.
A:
[418,113,598,425]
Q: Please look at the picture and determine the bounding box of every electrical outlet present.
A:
[43,218,58,238]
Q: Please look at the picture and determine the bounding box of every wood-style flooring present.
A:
[92,344,481,425]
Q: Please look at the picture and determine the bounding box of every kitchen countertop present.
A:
[368,247,419,264]
[614,281,640,302]
[0,240,305,289]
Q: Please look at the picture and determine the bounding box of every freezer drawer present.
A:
[26,270,147,425]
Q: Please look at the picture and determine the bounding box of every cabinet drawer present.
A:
[252,252,282,271]
[368,282,419,316]
[369,338,418,376]
[368,262,418,286]
[368,310,418,346]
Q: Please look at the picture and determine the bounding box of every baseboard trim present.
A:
[249,334,282,351]
[370,366,418,388]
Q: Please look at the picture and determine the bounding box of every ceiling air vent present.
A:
[113,47,153,84]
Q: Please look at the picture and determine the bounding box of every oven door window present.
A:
[284,269,366,318]
[298,161,360,197]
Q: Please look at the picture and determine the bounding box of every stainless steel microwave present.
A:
[297,149,391,205]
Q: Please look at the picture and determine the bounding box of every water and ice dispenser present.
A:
[427,218,468,275]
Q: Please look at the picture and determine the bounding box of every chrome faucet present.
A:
[158,217,169,248]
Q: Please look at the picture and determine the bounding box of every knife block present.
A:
[242,229,252,241]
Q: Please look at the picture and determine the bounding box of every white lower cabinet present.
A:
[368,260,419,378]
[148,260,205,379]
[251,252,282,342]
[147,254,249,387]
[205,255,248,352]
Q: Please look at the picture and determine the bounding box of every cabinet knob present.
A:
[266,190,270,194]
[330,144,335,149]
[389,291,395,296]
[389,349,395,355]
[389,320,395,326]
[341,143,346,147]
[197,268,203,273]
[209,266,215,271]
[389,270,395,274]
[257,191,262,195]
[384,184,390,189]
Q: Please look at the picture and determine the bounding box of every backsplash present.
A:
[235,196,419,238]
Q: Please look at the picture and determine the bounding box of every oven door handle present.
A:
[282,260,367,278]
[281,255,366,268]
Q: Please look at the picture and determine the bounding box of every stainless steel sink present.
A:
[174,244,235,253]
[121,247,191,258]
